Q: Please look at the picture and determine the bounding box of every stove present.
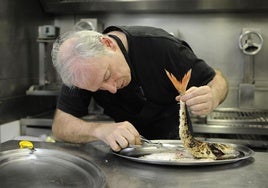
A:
[192,108,268,150]
[207,108,268,125]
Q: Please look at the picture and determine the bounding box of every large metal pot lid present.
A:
[0,148,106,188]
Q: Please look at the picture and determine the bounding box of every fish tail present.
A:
[181,69,192,93]
[165,69,192,94]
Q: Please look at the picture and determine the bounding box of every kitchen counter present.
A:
[1,140,267,188]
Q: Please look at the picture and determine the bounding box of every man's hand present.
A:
[176,86,217,115]
[93,121,141,152]
[175,70,228,116]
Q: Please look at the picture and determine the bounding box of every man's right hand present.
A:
[93,121,141,152]
[52,110,141,152]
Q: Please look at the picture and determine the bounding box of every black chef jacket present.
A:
[57,26,216,139]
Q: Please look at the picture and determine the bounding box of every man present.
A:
[51,26,228,151]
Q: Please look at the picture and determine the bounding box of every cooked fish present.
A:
[165,69,237,160]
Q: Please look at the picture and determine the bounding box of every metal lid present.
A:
[0,148,106,188]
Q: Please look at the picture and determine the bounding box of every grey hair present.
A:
[51,30,110,87]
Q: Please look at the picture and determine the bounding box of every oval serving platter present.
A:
[113,140,254,166]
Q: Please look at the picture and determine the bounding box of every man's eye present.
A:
[104,70,111,82]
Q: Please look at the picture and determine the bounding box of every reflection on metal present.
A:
[39,0,268,14]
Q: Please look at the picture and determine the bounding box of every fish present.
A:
[165,69,237,160]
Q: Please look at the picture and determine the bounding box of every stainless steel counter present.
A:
[1,140,267,188]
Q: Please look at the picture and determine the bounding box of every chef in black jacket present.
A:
[51,26,228,151]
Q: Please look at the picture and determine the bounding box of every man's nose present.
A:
[101,82,117,94]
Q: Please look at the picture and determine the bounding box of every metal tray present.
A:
[113,140,254,166]
[0,148,106,188]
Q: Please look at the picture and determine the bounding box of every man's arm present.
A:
[52,109,98,143]
[52,109,141,151]
[207,70,229,107]
[179,70,228,115]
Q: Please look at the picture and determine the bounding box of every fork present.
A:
[140,135,164,148]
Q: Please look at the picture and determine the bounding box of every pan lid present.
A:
[0,148,106,188]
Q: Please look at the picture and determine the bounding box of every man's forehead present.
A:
[74,59,107,91]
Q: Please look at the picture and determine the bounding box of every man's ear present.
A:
[100,37,116,51]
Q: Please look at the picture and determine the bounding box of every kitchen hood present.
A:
[39,0,268,14]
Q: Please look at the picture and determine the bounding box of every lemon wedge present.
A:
[19,140,34,150]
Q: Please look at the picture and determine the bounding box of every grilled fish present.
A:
[165,69,236,160]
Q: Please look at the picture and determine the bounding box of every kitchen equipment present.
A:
[114,140,254,166]
[238,29,263,108]
[0,148,106,188]
[207,108,268,125]
[239,30,263,55]
[38,25,60,39]
[22,25,61,138]
[192,108,268,150]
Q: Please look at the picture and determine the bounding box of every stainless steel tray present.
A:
[0,148,106,188]
[113,140,254,166]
